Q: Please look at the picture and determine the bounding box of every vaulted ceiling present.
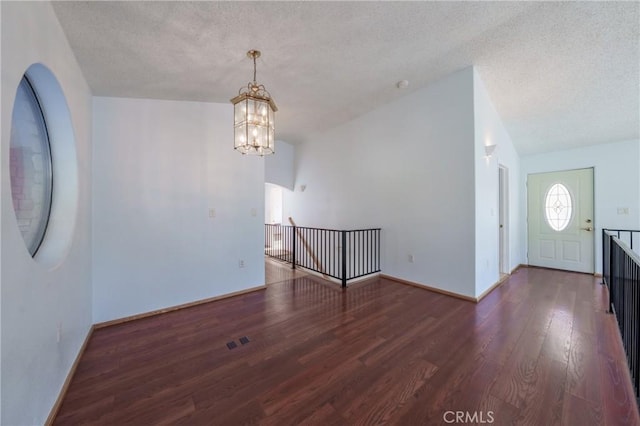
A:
[52,1,639,155]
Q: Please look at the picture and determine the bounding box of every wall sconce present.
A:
[484,144,497,158]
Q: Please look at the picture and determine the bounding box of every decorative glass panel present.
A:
[9,77,53,255]
[545,183,572,231]
[232,95,274,155]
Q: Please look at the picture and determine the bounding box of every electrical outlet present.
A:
[239,260,245,268]
[250,208,257,217]
[209,208,216,218]
[408,254,414,263]
[56,322,62,343]
[617,207,630,215]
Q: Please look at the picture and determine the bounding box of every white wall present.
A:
[1,2,93,424]
[265,140,295,190]
[521,139,640,273]
[473,69,522,296]
[1,4,4,420]
[265,183,283,224]
[284,68,477,297]
[92,97,265,323]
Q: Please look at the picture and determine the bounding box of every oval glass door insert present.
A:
[545,183,572,231]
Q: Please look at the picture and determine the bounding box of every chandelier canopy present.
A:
[230,50,277,156]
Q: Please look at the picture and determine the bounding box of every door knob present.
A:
[580,227,593,232]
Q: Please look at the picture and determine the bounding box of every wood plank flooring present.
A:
[265,257,309,285]
[54,267,639,425]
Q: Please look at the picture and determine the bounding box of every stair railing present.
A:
[265,220,381,287]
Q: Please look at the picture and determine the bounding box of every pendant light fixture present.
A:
[230,50,277,156]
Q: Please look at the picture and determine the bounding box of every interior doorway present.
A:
[498,165,509,275]
[264,183,305,284]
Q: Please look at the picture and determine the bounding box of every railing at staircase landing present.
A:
[265,222,381,287]
[602,228,640,405]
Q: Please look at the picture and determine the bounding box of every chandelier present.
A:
[230,50,277,156]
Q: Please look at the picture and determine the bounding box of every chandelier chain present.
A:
[253,55,257,83]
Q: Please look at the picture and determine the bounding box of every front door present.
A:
[527,168,594,273]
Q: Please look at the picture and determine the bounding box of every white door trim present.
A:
[499,165,509,274]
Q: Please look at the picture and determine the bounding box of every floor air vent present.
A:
[227,337,250,350]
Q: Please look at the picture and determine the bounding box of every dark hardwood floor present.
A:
[54,266,639,425]
[265,257,309,285]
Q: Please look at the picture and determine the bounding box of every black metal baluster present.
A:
[334,230,337,278]
[635,260,640,397]
[369,230,372,272]
[352,231,356,279]
[308,228,312,270]
[358,231,364,275]
[341,230,347,287]
[609,234,614,312]
[377,229,381,271]
[330,231,334,278]
[292,225,296,269]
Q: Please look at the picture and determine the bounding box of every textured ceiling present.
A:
[52,1,639,154]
